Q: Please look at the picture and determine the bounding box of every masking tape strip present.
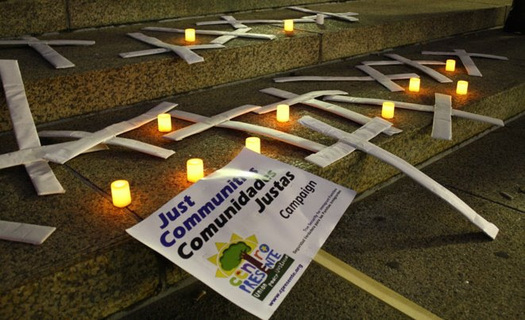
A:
[355,64,405,92]
[0,220,56,245]
[384,54,452,83]
[431,94,453,140]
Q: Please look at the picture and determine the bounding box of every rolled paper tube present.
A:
[382,101,395,119]
[187,158,204,183]
[185,28,196,43]
[456,80,468,95]
[445,59,456,72]
[157,113,172,132]
[245,137,261,153]
[111,180,131,208]
[276,104,290,122]
[408,78,420,92]
[284,20,294,33]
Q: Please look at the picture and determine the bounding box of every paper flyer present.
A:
[127,148,356,319]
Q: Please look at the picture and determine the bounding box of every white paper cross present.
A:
[120,33,224,64]
[196,15,316,29]
[288,6,359,22]
[298,116,499,239]
[421,49,508,77]
[325,93,504,140]
[0,36,95,69]
[257,87,402,136]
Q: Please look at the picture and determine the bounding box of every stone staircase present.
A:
[1,1,523,319]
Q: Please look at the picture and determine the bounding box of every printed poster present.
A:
[127,148,356,319]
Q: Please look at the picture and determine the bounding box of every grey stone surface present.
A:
[0,0,68,37]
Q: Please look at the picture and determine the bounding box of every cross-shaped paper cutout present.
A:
[324,93,504,140]
[257,87,402,136]
[142,26,277,45]
[0,36,95,69]
[196,15,317,29]
[120,33,224,64]
[288,6,359,22]
[421,49,508,77]
[298,116,499,239]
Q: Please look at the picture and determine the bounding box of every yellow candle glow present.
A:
[276,104,290,122]
[284,19,294,33]
[185,28,196,43]
[157,113,172,132]
[408,77,420,92]
[111,180,131,208]
[187,158,204,183]
[445,59,456,72]
[456,80,468,95]
[381,101,395,119]
[245,137,261,153]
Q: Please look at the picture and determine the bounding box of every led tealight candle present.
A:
[276,104,290,122]
[445,59,456,72]
[187,158,204,183]
[245,137,261,153]
[381,101,395,119]
[185,28,196,43]
[456,80,468,95]
[284,19,294,33]
[157,113,172,132]
[111,180,131,208]
[408,77,420,92]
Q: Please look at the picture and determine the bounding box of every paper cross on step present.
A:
[421,49,508,77]
[0,36,95,69]
[256,87,402,136]
[288,6,359,22]
[196,15,317,29]
[120,33,224,64]
[143,27,276,45]
[298,116,499,239]
[325,93,504,140]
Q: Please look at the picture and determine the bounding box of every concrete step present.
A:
[0,0,511,132]
[0,27,523,319]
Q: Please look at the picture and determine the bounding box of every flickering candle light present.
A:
[284,19,294,33]
[245,137,261,153]
[185,28,196,43]
[187,158,204,183]
[408,77,420,92]
[381,101,395,119]
[445,59,456,72]
[456,80,468,95]
[276,104,290,122]
[111,180,131,208]
[157,113,172,132]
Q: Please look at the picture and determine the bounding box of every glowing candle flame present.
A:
[185,28,196,43]
[276,104,290,123]
[111,180,131,208]
[382,101,395,119]
[284,20,294,33]
[245,137,261,153]
[445,59,456,72]
[408,77,420,92]
[456,80,468,95]
[157,113,172,132]
[187,158,204,183]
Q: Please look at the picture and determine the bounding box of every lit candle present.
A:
[245,137,261,153]
[408,77,420,92]
[185,28,196,43]
[445,59,456,72]
[187,158,204,183]
[456,80,468,95]
[284,19,294,33]
[276,104,290,122]
[381,101,395,119]
[111,180,131,208]
[157,113,172,132]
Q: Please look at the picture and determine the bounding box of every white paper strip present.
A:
[299,116,499,239]
[196,15,316,28]
[255,90,347,114]
[38,130,174,159]
[274,73,419,83]
[259,87,401,136]
[120,43,224,59]
[431,94,452,140]
[0,60,65,195]
[0,220,56,245]
[211,28,250,44]
[43,102,177,164]
[362,60,445,66]
[164,104,261,141]
[143,27,277,41]
[421,49,508,77]
[288,6,359,22]
[169,109,326,152]
[384,54,452,83]
[355,65,405,92]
